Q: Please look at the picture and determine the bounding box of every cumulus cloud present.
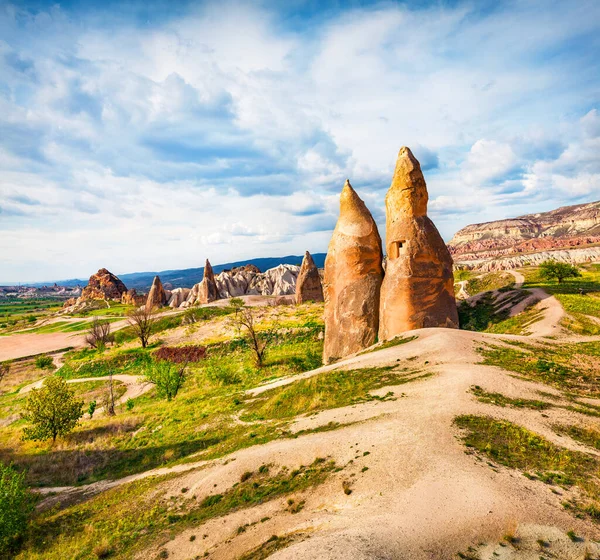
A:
[0,0,599,281]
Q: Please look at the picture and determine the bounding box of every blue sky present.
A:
[0,0,599,283]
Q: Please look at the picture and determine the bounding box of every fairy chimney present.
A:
[196,259,219,304]
[295,251,324,304]
[323,180,383,364]
[145,276,168,311]
[378,147,458,340]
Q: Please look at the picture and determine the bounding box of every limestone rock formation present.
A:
[181,263,300,307]
[323,180,383,364]
[379,147,458,340]
[145,276,168,311]
[168,287,191,308]
[196,259,219,305]
[121,289,146,306]
[80,268,127,301]
[295,251,324,304]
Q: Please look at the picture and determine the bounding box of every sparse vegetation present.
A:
[85,318,114,349]
[470,385,552,410]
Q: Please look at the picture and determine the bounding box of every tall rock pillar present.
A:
[323,180,383,363]
[379,147,458,340]
[196,259,219,304]
[145,276,167,311]
[295,251,324,304]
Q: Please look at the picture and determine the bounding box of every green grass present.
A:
[455,415,600,517]
[359,335,417,354]
[469,385,552,410]
[478,340,600,397]
[466,272,515,296]
[240,365,426,421]
[458,291,532,333]
[554,424,600,451]
[16,457,337,559]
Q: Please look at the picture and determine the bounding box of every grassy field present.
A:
[0,298,66,334]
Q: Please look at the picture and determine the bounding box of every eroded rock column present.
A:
[379,147,458,340]
[296,251,324,304]
[323,180,383,363]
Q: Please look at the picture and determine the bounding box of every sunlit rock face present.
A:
[145,275,168,311]
[323,180,383,364]
[295,251,324,304]
[379,147,458,341]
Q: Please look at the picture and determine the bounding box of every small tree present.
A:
[539,260,582,284]
[34,355,54,370]
[22,376,84,444]
[145,360,186,400]
[230,305,267,367]
[88,400,97,419]
[0,462,34,555]
[85,318,114,349]
[126,307,157,348]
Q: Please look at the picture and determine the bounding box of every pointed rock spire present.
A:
[379,147,458,340]
[146,275,167,311]
[196,259,219,304]
[295,250,324,304]
[323,180,383,364]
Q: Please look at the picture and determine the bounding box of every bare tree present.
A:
[85,318,114,349]
[102,373,116,416]
[231,305,268,367]
[126,307,157,349]
[0,362,9,388]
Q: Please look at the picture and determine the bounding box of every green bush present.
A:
[34,355,54,370]
[145,361,186,400]
[0,462,34,555]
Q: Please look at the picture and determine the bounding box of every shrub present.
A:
[145,360,186,400]
[126,398,134,411]
[0,462,34,555]
[204,360,242,385]
[88,400,97,419]
[34,355,54,370]
[22,376,84,443]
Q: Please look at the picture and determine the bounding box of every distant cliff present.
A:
[448,200,600,270]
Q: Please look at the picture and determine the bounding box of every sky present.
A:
[0,0,599,283]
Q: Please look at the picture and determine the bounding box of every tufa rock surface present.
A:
[121,288,146,307]
[323,180,383,364]
[80,268,127,301]
[168,287,191,308]
[195,259,219,305]
[295,251,324,304]
[379,147,458,340]
[145,276,168,311]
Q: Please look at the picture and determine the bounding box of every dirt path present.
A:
[20,374,152,411]
[455,280,469,299]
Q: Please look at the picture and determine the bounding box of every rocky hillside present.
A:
[449,200,600,270]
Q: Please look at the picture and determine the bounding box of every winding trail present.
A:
[20,374,153,409]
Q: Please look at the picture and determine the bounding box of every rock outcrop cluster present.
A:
[379,147,458,338]
[323,180,383,364]
[449,200,600,270]
[80,268,127,301]
[323,148,458,362]
[176,263,302,308]
[121,289,145,306]
[296,251,324,304]
[145,276,168,311]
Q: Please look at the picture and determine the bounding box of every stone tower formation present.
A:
[323,180,384,364]
[323,148,458,363]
